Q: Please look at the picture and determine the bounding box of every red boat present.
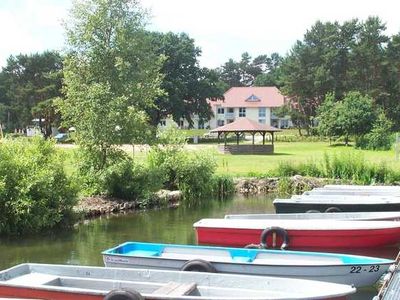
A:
[193,218,400,250]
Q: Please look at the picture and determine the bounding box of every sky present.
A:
[1,0,400,69]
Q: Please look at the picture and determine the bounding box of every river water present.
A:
[0,194,385,298]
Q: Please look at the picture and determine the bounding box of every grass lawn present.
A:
[212,142,400,176]
[57,141,399,177]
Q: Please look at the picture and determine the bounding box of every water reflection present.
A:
[0,194,275,269]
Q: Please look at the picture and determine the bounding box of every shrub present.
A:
[0,137,77,235]
[210,175,235,198]
[175,151,217,203]
[101,158,163,201]
[356,112,394,150]
[148,128,221,204]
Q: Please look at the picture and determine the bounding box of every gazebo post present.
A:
[271,131,274,146]
[224,132,227,146]
[262,132,265,145]
[252,132,255,145]
[217,132,220,144]
[236,132,240,145]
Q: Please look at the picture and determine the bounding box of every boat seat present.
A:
[232,256,252,263]
[5,273,59,286]
[152,281,197,296]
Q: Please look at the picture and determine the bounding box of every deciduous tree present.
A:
[60,0,163,169]
[147,32,224,127]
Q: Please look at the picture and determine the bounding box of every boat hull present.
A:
[0,263,355,300]
[103,254,389,288]
[0,286,102,300]
[102,242,393,288]
[195,226,400,249]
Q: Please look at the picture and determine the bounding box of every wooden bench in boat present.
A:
[152,281,197,296]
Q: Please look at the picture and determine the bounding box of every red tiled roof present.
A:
[208,86,285,108]
[210,117,281,132]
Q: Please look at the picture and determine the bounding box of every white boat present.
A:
[304,187,400,196]
[224,211,400,221]
[0,263,356,300]
[103,241,394,288]
[193,218,400,249]
[274,195,400,213]
[323,184,400,191]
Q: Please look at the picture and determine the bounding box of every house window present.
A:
[227,119,234,124]
[239,107,246,117]
[259,119,266,124]
[179,120,184,128]
[159,120,166,126]
[217,120,225,126]
[259,107,266,118]
[227,108,234,113]
[217,107,225,114]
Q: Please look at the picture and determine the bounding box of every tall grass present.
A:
[211,175,235,199]
[274,152,400,184]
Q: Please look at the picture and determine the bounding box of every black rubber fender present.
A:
[104,289,144,300]
[180,259,217,272]
[325,206,342,213]
[260,226,289,250]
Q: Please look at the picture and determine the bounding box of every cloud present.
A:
[0,0,70,67]
[1,0,400,69]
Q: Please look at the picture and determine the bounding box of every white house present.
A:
[160,86,291,129]
[207,87,291,129]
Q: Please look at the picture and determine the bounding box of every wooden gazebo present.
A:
[210,117,281,154]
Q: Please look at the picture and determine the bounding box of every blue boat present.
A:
[102,241,394,288]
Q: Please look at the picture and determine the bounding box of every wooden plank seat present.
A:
[152,281,197,296]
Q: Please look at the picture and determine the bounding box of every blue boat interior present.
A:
[102,242,393,265]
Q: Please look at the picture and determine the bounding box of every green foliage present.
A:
[280,17,400,130]
[147,126,187,189]
[0,51,63,133]
[218,52,282,88]
[0,137,77,235]
[273,152,399,184]
[102,159,163,201]
[148,127,219,203]
[175,151,217,203]
[147,32,224,126]
[210,175,235,198]
[60,0,162,170]
[317,92,375,144]
[356,112,394,150]
[276,177,294,196]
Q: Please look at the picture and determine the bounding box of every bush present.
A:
[0,137,77,235]
[75,147,164,203]
[101,158,163,202]
[175,151,217,203]
[210,175,235,198]
[356,112,394,150]
[148,127,221,204]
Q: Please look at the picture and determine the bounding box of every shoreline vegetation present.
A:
[1,135,398,236]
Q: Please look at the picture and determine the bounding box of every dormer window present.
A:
[246,94,261,102]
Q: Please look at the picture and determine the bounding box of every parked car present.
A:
[54,133,68,142]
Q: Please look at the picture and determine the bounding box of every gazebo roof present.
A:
[210,117,281,133]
